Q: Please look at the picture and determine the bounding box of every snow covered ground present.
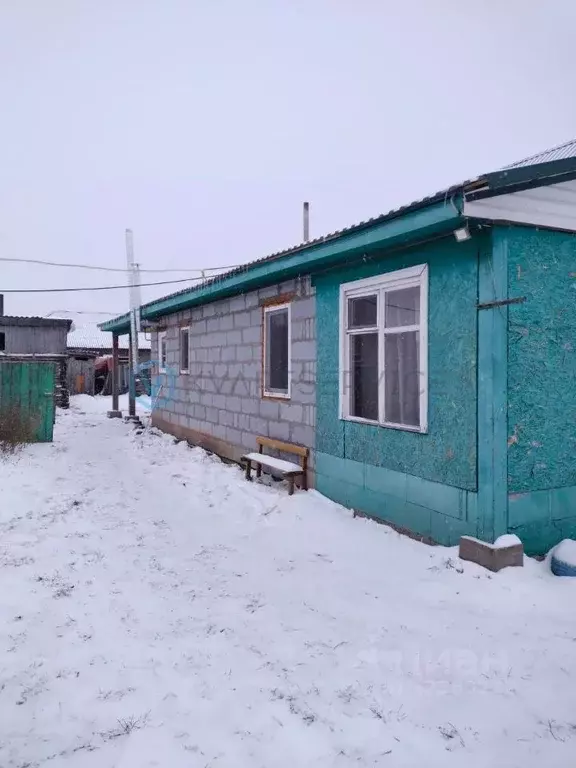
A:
[1,396,575,767]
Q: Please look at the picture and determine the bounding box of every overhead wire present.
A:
[0,256,243,273]
[0,276,207,294]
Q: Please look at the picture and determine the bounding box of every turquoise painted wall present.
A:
[314,235,480,491]
[504,225,576,554]
[506,226,576,492]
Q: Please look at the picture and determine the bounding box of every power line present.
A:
[0,256,243,274]
[0,276,206,294]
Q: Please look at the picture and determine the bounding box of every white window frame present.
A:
[263,302,291,399]
[158,331,167,373]
[179,326,190,374]
[339,264,428,433]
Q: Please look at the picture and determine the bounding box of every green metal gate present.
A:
[0,361,56,442]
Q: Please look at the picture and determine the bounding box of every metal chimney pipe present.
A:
[303,201,310,242]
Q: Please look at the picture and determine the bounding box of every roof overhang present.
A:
[100,196,464,334]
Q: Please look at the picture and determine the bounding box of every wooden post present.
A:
[107,333,122,418]
[128,328,136,418]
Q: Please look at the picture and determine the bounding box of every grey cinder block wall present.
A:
[150,277,316,478]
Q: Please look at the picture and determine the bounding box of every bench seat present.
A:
[242,452,302,475]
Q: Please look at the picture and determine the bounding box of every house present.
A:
[67,325,151,396]
[0,297,72,407]
[100,138,576,556]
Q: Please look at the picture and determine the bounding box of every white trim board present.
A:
[464,178,576,232]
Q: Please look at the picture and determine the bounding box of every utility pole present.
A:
[126,228,140,420]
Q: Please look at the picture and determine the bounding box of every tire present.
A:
[551,553,576,577]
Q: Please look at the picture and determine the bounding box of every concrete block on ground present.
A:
[459,536,524,572]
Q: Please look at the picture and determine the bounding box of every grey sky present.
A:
[1,0,575,322]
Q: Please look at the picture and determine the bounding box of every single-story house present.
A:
[0,299,72,407]
[100,138,576,555]
[67,325,151,396]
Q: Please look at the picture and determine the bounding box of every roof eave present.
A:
[100,194,464,334]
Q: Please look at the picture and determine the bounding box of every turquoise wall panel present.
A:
[476,229,509,542]
[508,484,576,555]
[315,451,478,546]
[505,226,576,493]
[314,235,480,490]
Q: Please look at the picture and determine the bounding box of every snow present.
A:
[243,452,302,474]
[493,534,523,549]
[1,396,576,767]
[553,538,576,566]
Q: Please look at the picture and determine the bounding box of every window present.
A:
[0,332,5,352]
[263,303,291,398]
[340,264,428,432]
[158,331,167,372]
[179,327,190,373]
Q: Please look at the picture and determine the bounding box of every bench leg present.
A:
[245,460,252,482]
[256,463,262,479]
[288,476,295,496]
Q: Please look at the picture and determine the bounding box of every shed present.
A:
[67,325,151,396]
[0,307,72,407]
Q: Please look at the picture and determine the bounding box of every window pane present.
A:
[180,330,189,371]
[160,336,167,369]
[384,331,420,426]
[348,295,377,328]
[266,308,289,393]
[349,333,378,420]
[385,286,420,328]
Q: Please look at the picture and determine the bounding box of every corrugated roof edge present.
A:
[100,149,576,334]
[100,181,472,332]
[0,316,73,329]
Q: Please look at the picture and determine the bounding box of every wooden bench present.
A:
[241,437,309,495]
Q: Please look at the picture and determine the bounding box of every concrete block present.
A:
[219,411,233,427]
[207,347,221,362]
[259,400,280,420]
[259,285,279,300]
[280,403,303,423]
[237,346,253,362]
[302,405,316,427]
[220,314,234,331]
[234,312,252,329]
[229,294,246,313]
[241,398,258,415]
[250,308,263,326]
[269,421,290,441]
[194,404,206,420]
[226,330,242,345]
[242,326,261,344]
[232,377,251,398]
[227,396,241,412]
[245,292,259,309]
[250,416,269,435]
[292,340,316,362]
[290,423,313,446]
[203,303,216,318]
[459,536,524,572]
[291,296,315,320]
[213,394,227,409]
[226,427,243,446]
[235,413,251,431]
[221,346,236,362]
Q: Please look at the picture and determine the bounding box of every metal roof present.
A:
[101,136,576,333]
[68,325,151,350]
[0,316,72,329]
[504,138,576,169]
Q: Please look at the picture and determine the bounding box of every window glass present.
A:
[265,307,289,394]
[385,287,420,328]
[348,295,377,328]
[350,333,379,421]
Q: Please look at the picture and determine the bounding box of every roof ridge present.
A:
[506,136,576,169]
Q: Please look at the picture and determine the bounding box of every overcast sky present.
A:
[1,1,575,323]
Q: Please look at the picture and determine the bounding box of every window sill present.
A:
[263,391,291,401]
[341,415,426,434]
[180,370,190,375]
